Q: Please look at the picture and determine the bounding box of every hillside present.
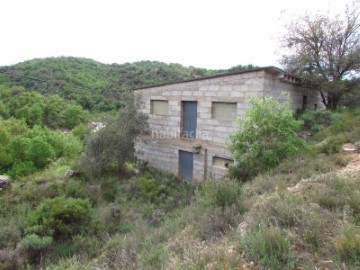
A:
[0,57,256,111]
[1,108,360,269]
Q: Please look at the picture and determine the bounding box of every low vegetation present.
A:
[1,100,360,269]
[1,57,360,269]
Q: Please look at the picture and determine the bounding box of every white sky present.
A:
[0,0,351,69]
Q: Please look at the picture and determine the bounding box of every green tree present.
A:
[26,137,56,168]
[280,5,360,109]
[9,92,46,126]
[78,92,148,179]
[228,97,306,180]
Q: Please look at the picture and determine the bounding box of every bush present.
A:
[298,109,341,133]
[19,234,53,250]
[195,205,241,240]
[335,225,360,265]
[78,93,148,179]
[7,161,37,178]
[229,97,306,180]
[6,125,82,177]
[200,178,243,209]
[19,233,53,263]
[242,225,294,269]
[28,197,92,239]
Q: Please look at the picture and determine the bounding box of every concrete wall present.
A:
[134,68,320,180]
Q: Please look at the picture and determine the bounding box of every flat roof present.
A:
[134,66,285,90]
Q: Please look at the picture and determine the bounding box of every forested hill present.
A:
[0,57,256,111]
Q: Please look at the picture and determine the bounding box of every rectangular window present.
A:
[151,100,169,115]
[212,156,234,169]
[212,102,237,120]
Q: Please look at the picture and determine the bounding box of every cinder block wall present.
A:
[135,69,321,180]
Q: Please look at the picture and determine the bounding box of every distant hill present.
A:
[0,57,256,111]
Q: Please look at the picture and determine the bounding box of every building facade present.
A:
[134,67,320,181]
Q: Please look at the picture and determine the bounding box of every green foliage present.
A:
[193,179,244,240]
[229,97,306,180]
[340,79,360,108]
[70,123,90,141]
[242,225,294,269]
[54,242,76,258]
[0,123,82,177]
[28,197,92,239]
[335,225,360,265]
[0,84,88,129]
[319,133,349,155]
[0,57,227,112]
[78,92,148,178]
[44,95,88,129]
[19,233,53,251]
[7,161,37,178]
[298,109,342,133]
[26,136,56,168]
[19,233,53,263]
[195,205,242,240]
[138,177,164,202]
[200,179,243,209]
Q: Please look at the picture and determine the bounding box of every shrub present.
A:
[54,242,76,258]
[72,235,102,259]
[229,97,306,181]
[242,225,294,269]
[7,161,37,178]
[19,234,53,250]
[200,178,243,209]
[25,137,56,168]
[138,176,163,203]
[298,109,341,133]
[195,205,241,240]
[28,197,92,239]
[335,225,360,265]
[78,92,148,179]
[19,233,53,263]
[319,133,349,155]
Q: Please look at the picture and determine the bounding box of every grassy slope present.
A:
[1,110,359,270]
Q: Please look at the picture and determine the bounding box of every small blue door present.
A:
[179,150,193,180]
[183,101,197,139]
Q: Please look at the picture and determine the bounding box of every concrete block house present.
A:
[134,67,319,181]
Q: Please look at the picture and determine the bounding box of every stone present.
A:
[342,143,357,152]
[0,175,11,190]
[64,170,80,177]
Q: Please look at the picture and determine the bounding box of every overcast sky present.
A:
[0,0,351,69]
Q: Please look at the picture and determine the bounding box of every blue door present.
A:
[183,101,197,139]
[179,150,193,180]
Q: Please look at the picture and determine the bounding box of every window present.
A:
[212,102,237,120]
[151,100,169,115]
[212,156,234,169]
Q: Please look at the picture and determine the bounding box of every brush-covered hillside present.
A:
[1,100,360,269]
[0,57,256,111]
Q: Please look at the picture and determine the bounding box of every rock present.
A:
[237,221,250,237]
[297,131,312,139]
[65,170,80,177]
[342,143,357,152]
[0,175,11,190]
